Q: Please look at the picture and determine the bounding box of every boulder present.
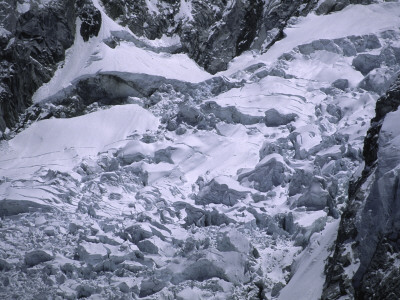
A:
[183,205,235,228]
[0,259,11,271]
[139,277,167,298]
[295,179,330,210]
[76,242,108,265]
[264,108,297,127]
[25,250,53,267]
[196,178,248,207]
[332,79,349,90]
[200,101,263,125]
[239,156,288,192]
[359,67,397,95]
[137,239,159,254]
[352,54,381,75]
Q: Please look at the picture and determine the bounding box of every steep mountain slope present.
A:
[1,0,400,299]
[323,75,400,300]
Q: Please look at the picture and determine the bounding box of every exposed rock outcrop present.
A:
[0,0,101,133]
[323,75,400,299]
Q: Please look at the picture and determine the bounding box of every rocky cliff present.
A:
[0,0,101,133]
[323,75,400,300]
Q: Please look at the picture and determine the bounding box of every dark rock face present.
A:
[0,0,101,133]
[323,75,400,299]
[0,0,74,132]
[77,0,102,42]
[99,0,320,74]
[100,0,264,74]
[316,0,374,15]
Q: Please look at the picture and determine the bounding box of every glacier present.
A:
[1,0,400,299]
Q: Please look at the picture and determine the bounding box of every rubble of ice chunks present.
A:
[166,100,301,135]
[180,202,235,228]
[167,100,265,132]
[200,101,264,126]
[295,34,381,57]
[0,32,392,300]
[273,31,400,95]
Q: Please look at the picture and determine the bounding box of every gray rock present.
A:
[332,79,349,90]
[181,203,235,228]
[348,34,381,53]
[201,101,263,125]
[0,0,103,132]
[264,108,298,127]
[271,282,285,297]
[76,284,97,299]
[333,37,357,57]
[259,138,289,160]
[352,54,381,76]
[122,224,155,244]
[175,126,187,135]
[101,0,264,74]
[294,178,330,210]
[294,216,327,247]
[288,169,313,196]
[137,239,159,254]
[172,249,250,284]
[379,46,399,66]
[118,282,130,293]
[154,147,176,164]
[76,242,108,265]
[196,179,249,207]
[25,250,53,267]
[323,74,400,300]
[326,103,343,123]
[239,156,287,192]
[0,199,52,216]
[244,63,267,73]
[0,259,11,271]
[43,226,56,236]
[139,277,167,298]
[359,67,397,95]
[177,105,203,127]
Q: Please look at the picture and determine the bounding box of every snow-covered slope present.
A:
[33,1,211,103]
[1,0,400,299]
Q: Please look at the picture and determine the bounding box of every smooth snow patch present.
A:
[0,105,158,178]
